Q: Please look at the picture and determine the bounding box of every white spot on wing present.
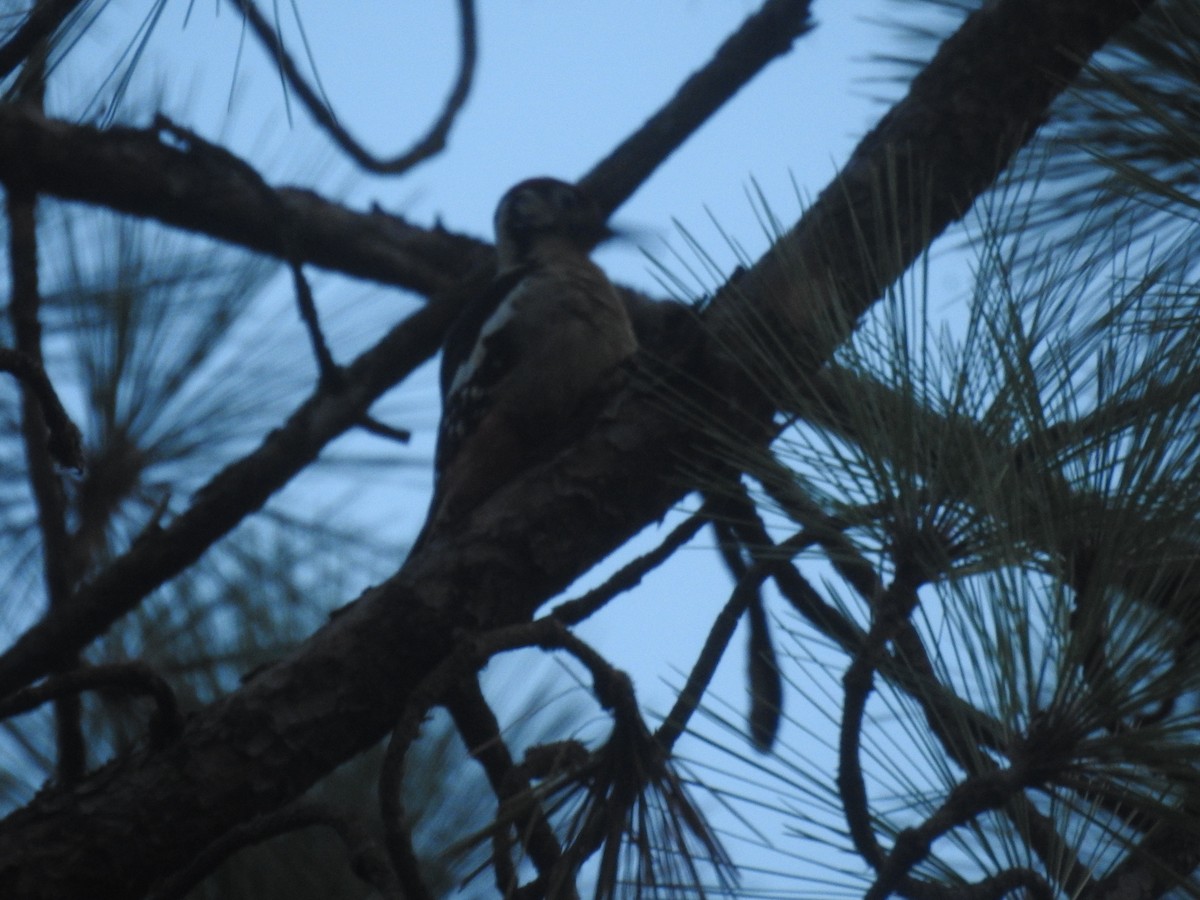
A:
[447,284,527,396]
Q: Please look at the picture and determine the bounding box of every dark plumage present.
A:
[412,179,637,551]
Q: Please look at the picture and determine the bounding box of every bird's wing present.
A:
[439,265,531,398]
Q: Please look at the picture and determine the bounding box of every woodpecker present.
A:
[414,178,637,550]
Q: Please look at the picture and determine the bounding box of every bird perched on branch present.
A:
[412,177,638,551]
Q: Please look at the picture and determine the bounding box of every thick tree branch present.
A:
[0,1,1153,895]
[712,0,1151,368]
[0,105,487,292]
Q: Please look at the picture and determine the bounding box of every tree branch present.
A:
[379,698,437,900]
[0,0,84,80]
[230,0,477,176]
[580,0,814,212]
[7,152,87,782]
[0,662,180,749]
[0,105,489,292]
[0,347,82,471]
[445,678,566,886]
[550,505,709,626]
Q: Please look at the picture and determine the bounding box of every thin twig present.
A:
[706,483,783,750]
[144,801,403,900]
[357,415,411,443]
[375,628,530,900]
[541,649,732,899]
[838,554,927,873]
[757,471,1094,891]
[892,618,1095,897]
[0,348,83,470]
[838,622,888,871]
[376,625,566,892]
[0,662,181,749]
[288,259,342,389]
[479,617,627,712]
[866,760,1054,900]
[446,678,566,892]
[465,617,733,894]
[756,462,885,601]
[657,561,772,754]
[656,528,815,752]
[754,476,1015,749]
[379,696,436,900]
[229,0,477,175]
[580,0,814,213]
[550,507,709,626]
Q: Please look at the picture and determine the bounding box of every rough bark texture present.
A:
[0,0,1154,896]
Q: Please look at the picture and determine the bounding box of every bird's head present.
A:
[493,178,614,270]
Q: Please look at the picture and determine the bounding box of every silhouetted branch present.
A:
[462,617,732,894]
[0,662,181,749]
[0,104,491,292]
[356,415,412,443]
[866,759,1056,900]
[949,870,1055,900]
[581,0,814,213]
[1078,791,1200,900]
[837,549,926,871]
[230,0,477,175]
[7,166,86,782]
[0,0,84,80]
[544,655,732,899]
[656,528,814,752]
[288,259,342,389]
[379,696,436,900]
[758,464,1097,890]
[705,483,783,750]
[838,614,893,871]
[445,678,565,890]
[550,506,709,626]
[0,348,82,470]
